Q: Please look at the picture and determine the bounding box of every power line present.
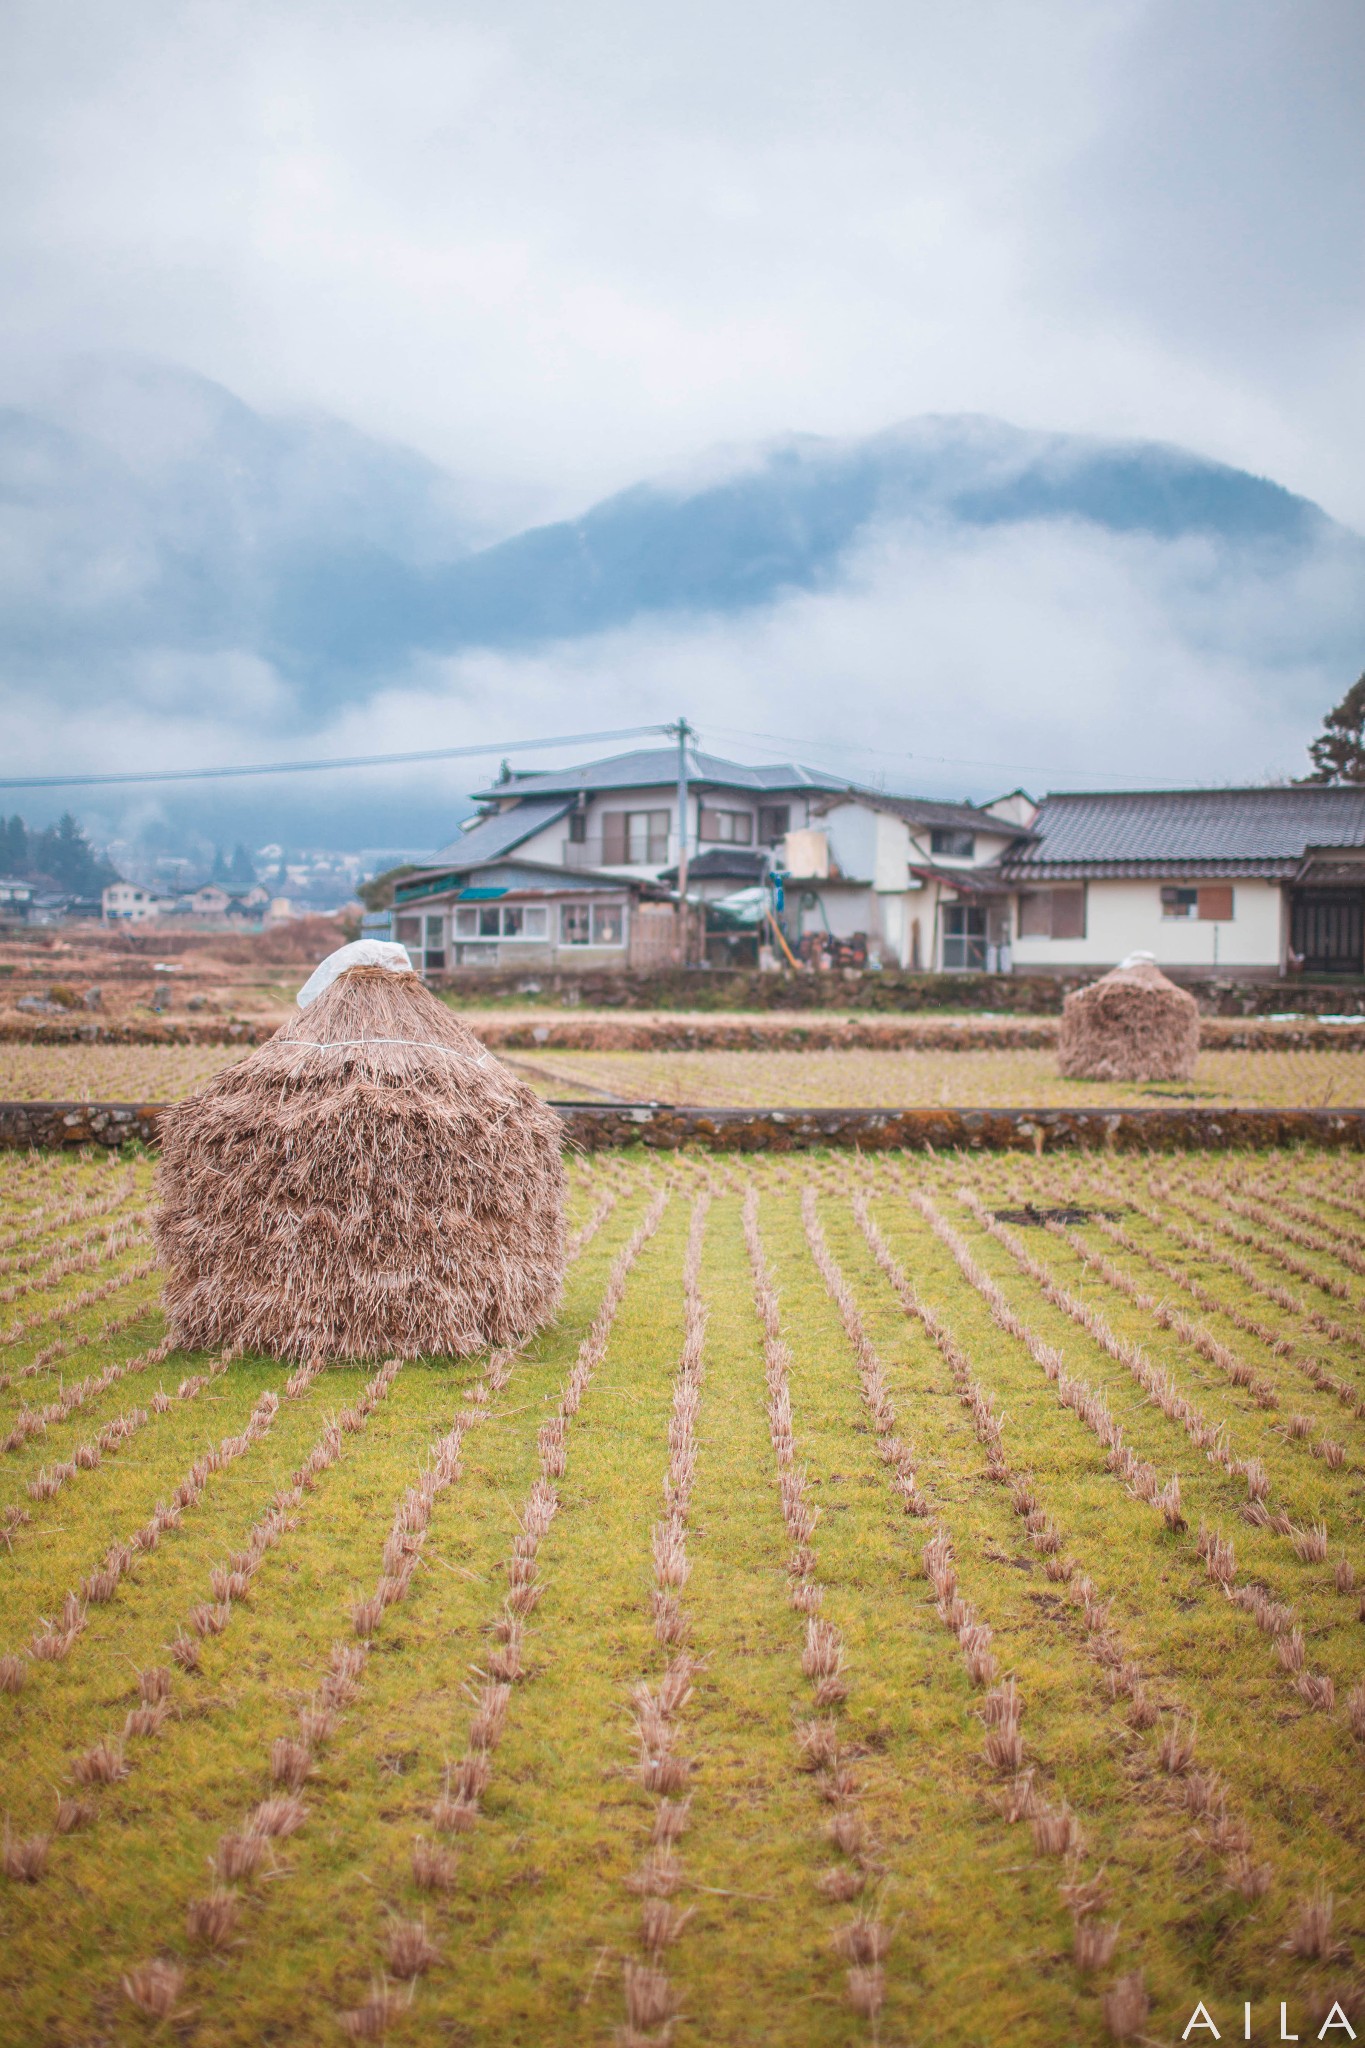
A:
[702,721,1210,791]
[0,724,672,793]
[2,712,1231,801]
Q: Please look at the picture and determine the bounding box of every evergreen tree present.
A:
[357,864,418,912]
[228,841,257,887]
[28,813,118,893]
[0,815,27,877]
[211,845,231,884]
[1303,672,1365,784]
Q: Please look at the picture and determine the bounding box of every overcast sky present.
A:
[4,0,1363,523]
[2,0,1363,845]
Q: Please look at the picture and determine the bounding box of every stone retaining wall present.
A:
[555,1104,1365,1152]
[4,1099,1363,1153]
[3,1015,1363,1052]
[0,1102,166,1147]
[422,965,1365,1016]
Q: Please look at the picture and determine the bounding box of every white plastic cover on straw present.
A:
[296,940,415,1008]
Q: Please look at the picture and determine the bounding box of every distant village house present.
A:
[102,880,272,927]
[379,747,1365,981]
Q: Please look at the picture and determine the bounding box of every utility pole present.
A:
[668,716,693,966]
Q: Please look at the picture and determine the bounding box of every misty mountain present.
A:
[4,359,1360,723]
[408,416,1343,654]
[0,357,487,682]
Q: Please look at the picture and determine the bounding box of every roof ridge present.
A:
[1040,783,1365,801]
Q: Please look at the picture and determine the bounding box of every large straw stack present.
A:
[154,962,565,1360]
[1057,953,1200,1082]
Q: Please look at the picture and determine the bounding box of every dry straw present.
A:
[154,965,566,1360]
[1058,956,1199,1082]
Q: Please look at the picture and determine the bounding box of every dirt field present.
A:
[4,1038,1363,1111]
[0,1145,1360,2044]
[0,918,348,1036]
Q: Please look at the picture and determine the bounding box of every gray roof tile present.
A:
[397,856,638,900]
[821,790,1019,834]
[427,797,571,865]
[473,747,848,799]
[1002,786,1365,878]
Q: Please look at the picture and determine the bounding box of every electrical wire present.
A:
[4,709,1211,802]
[0,723,673,793]
[701,720,1206,791]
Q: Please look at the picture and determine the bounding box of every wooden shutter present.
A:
[1018,891,1051,937]
[1198,885,1233,921]
[1050,888,1086,939]
[601,812,627,862]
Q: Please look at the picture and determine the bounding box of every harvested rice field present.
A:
[0,1043,255,1104]
[3,1039,1365,1109]
[0,1143,1362,2045]
[499,1045,1365,1108]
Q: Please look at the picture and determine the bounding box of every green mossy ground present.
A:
[0,1149,1359,2045]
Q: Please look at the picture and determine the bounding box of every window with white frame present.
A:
[560,900,627,946]
[453,903,549,939]
[422,912,446,971]
[602,810,669,863]
[941,903,986,970]
[699,806,754,844]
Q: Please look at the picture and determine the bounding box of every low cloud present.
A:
[1,1,1361,523]
[8,505,1358,851]
[400,516,1360,798]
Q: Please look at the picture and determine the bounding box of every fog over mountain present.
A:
[6,357,1363,849]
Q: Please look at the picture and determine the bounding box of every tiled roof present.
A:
[426,797,571,865]
[908,861,1017,891]
[830,790,1023,835]
[1001,786,1365,879]
[396,857,641,902]
[472,747,848,799]
[1298,855,1365,885]
[658,847,770,883]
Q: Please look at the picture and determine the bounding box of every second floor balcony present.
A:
[562,830,675,871]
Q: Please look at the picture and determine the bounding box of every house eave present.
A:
[396,857,658,904]
[998,858,1298,883]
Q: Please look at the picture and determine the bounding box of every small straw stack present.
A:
[154,964,565,1360]
[1057,954,1200,1082]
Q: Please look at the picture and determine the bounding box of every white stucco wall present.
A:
[900,824,1016,872]
[817,805,1017,889]
[878,891,907,965]
[1010,878,1284,972]
[874,811,911,892]
[790,882,878,943]
[507,817,580,866]
[815,802,877,882]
